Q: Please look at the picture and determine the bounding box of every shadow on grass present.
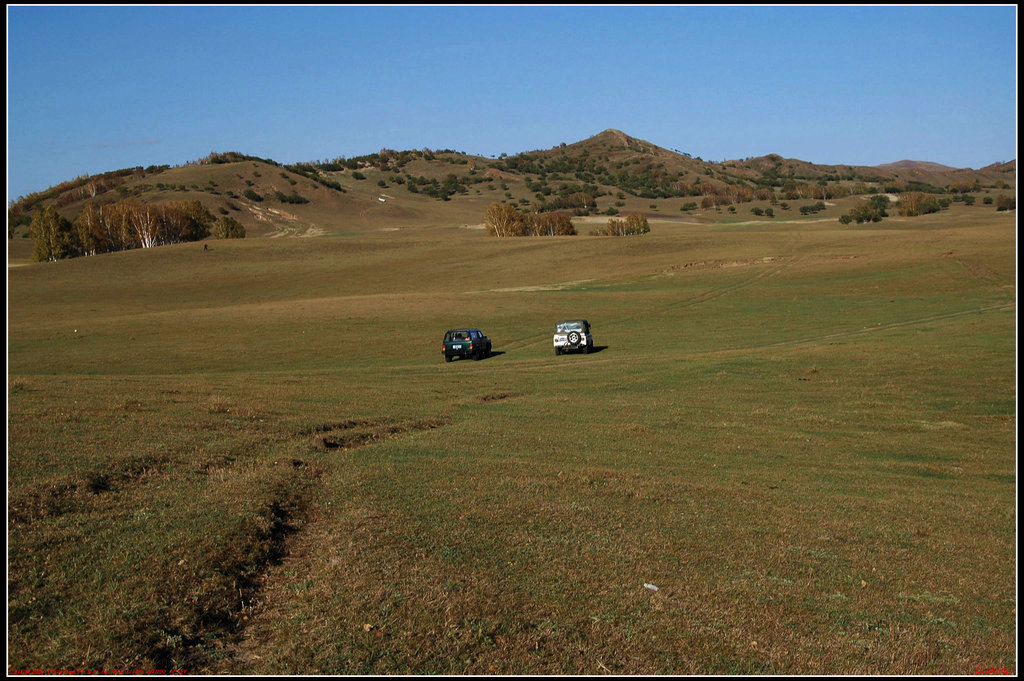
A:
[557,345,609,355]
[443,351,506,363]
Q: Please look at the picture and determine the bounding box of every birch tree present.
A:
[483,202,524,237]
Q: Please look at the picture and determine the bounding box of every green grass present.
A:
[7,206,1017,674]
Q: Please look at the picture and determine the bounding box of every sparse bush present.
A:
[869,195,890,213]
[212,216,246,239]
[843,203,885,223]
[318,178,345,192]
[274,191,309,205]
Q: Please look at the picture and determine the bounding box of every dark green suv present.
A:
[442,329,492,362]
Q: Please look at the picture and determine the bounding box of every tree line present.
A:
[482,203,577,237]
[29,199,243,262]
[593,213,650,236]
[482,202,650,237]
[8,165,170,233]
[836,190,1014,225]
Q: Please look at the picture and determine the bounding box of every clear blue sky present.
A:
[6,4,1018,203]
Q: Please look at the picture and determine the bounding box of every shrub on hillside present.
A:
[212,216,246,239]
[274,191,309,205]
[840,195,890,224]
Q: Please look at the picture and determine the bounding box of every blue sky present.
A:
[6,4,1018,203]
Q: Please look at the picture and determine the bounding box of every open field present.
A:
[7,205,1017,674]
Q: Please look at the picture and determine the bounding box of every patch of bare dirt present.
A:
[309,418,446,451]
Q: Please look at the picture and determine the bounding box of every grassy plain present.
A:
[7,205,1017,674]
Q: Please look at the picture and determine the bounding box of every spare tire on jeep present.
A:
[553,319,593,357]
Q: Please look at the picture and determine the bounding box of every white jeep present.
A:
[553,319,593,356]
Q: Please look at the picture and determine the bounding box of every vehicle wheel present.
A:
[445,355,452,363]
[567,331,581,346]
[583,343,590,354]
[555,347,561,356]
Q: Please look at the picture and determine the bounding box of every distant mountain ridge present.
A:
[877,160,962,172]
[7,128,1016,243]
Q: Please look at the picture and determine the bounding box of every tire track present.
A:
[744,302,1016,352]
[496,242,807,355]
[202,415,449,673]
[413,301,1015,377]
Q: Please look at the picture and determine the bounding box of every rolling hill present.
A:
[7,129,1016,254]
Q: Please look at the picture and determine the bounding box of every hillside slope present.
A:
[7,130,1016,253]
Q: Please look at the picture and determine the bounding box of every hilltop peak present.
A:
[593,128,634,145]
[877,160,961,172]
